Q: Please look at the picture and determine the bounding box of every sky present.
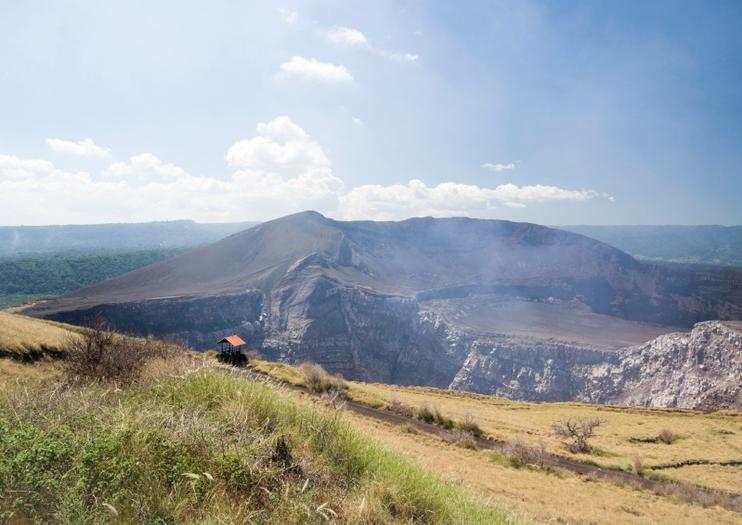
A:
[1,0,741,226]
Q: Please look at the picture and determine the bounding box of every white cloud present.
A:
[277,8,298,25]
[104,153,189,183]
[279,56,353,82]
[226,116,330,171]
[255,115,308,141]
[388,52,419,63]
[351,116,363,126]
[0,154,55,177]
[337,180,605,220]
[1,118,608,224]
[46,138,111,157]
[322,25,418,65]
[481,162,516,172]
[326,26,369,47]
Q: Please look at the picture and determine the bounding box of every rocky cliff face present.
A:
[586,321,742,409]
[27,212,742,409]
[452,321,742,409]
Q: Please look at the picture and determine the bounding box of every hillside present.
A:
[1,313,740,524]
[0,310,77,359]
[25,212,742,406]
[562,225,742,268]
[0,312,515,524]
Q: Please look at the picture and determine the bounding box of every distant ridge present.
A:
[560,225,742,268]
[0,220,258,257]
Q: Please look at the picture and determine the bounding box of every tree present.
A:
[552,418,605,453]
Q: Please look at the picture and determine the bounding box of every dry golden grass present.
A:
[343,411,742,525]
[656,463,742,494]
[251,363,742,489]
[0,310,79,357]
[0,358,60,381]
[251,359,306,385]
[346,382,742,488]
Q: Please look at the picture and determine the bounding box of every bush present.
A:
[63,323,177,386]
[633,456,646,476]
[298,362,347,395]
[657,428,677,444]
[388,397,415,418]
[502,438,549,469]
[456,413,483,438]
[552,418,605,453]
[444,430,478,450]
[415,403,455,429]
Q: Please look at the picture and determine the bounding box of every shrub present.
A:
[63,323,177,386]
[502,438,549,469]
[552,418,605,453]
[416,403,436,424]
[444,430,478,450]
[456,413,484,438]
[657,428,677,444]
[388,397,415,418]
[633,456,646,476]
[415,403,455,429]
[320,389,348,411]
[298,362,347,395]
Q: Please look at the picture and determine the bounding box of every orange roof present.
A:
[218,335,246,346]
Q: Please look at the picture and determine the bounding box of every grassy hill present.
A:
[1,312,740,524]
[0,310,78,358]
[0,313,516,524]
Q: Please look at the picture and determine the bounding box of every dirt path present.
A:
[236,366,742,514]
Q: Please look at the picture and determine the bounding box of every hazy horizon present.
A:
[1,211,741,229]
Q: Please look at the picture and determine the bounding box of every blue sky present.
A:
[1,1,740,225]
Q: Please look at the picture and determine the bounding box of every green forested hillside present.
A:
[561,225,742,268]
[0,249,183,308]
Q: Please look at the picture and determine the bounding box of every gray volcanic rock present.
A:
[588,321,742,409]
[453,321,742,409]
[25,211,742,407]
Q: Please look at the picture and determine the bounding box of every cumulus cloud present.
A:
[46,138,111,157]
[0,154,55,177]
[481,162,516,172]
[104,153,190,183]
[337,180,604,221]
[279,56,353,82]
[1,118,344,224]
[226,116,330,171]
[325,26,368,47]
[1,117,609,224]
[277,8,298,25]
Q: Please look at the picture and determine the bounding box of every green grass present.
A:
[0,367,520,524]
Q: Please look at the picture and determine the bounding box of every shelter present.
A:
[216,335,248,367]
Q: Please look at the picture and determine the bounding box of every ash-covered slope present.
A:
[27,211,742,405]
